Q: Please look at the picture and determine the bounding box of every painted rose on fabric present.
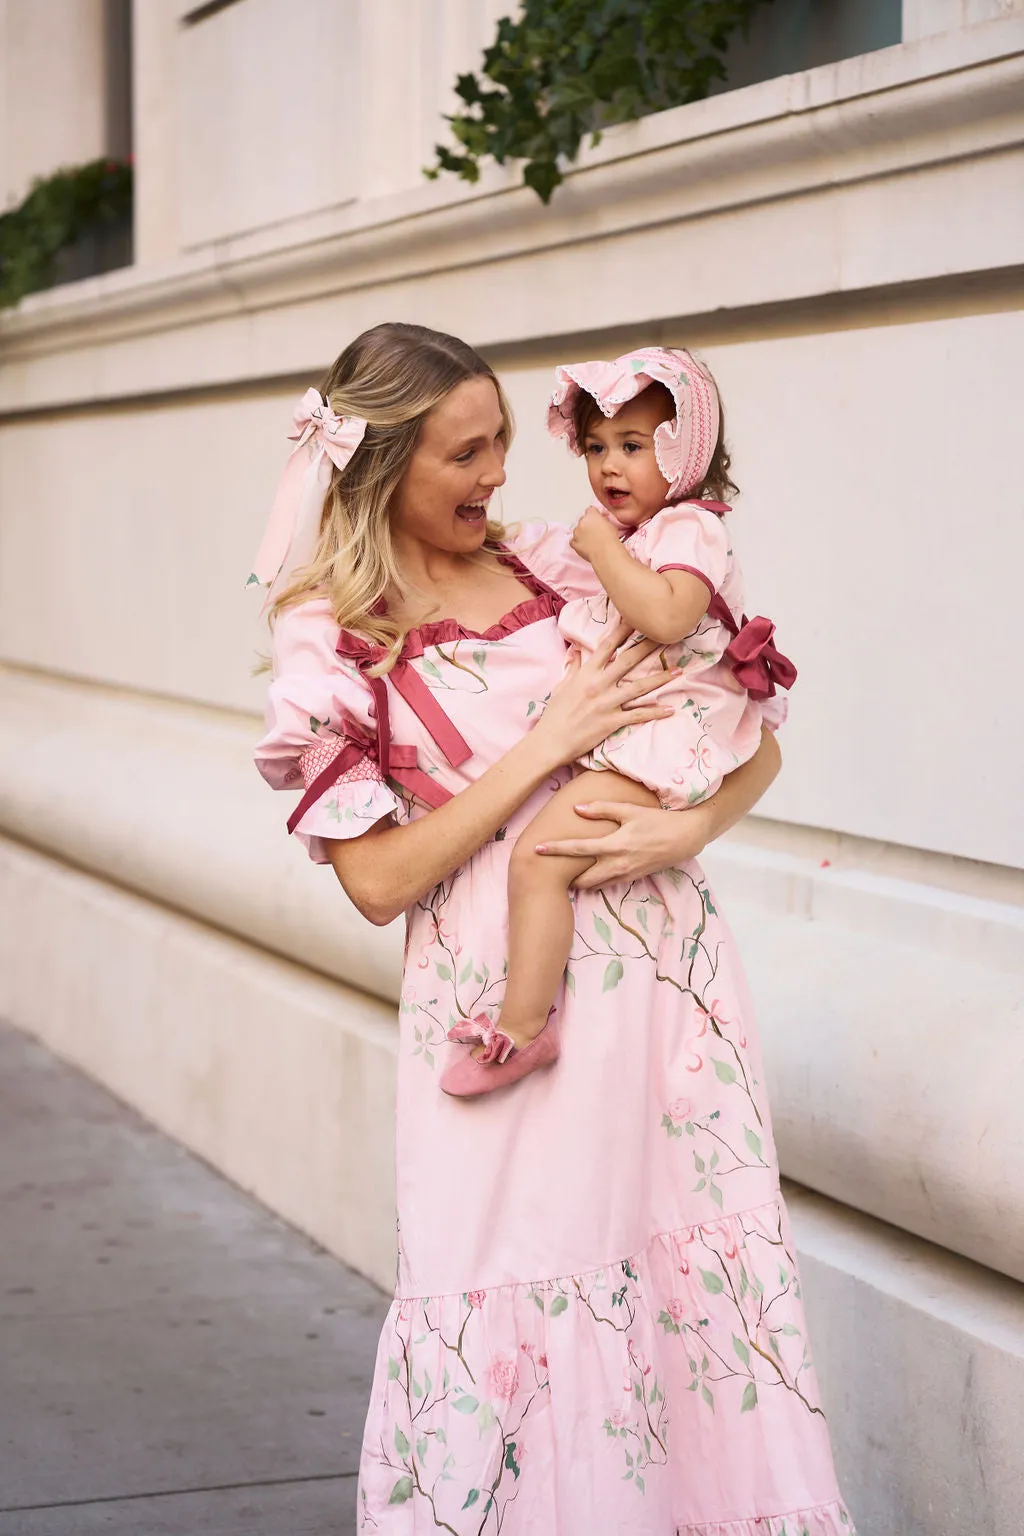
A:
[487,1352,521,1404]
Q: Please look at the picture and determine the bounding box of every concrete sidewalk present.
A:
[0,1021,389,1535]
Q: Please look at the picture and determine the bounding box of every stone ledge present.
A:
[788,1183,1024,1534]
[0,20,1022,410]
[1,667,1021,1284]
[0,834,399,1292]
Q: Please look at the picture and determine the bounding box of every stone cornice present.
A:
[1,19,1022,411]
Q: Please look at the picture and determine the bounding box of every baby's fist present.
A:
[570,505,617,563]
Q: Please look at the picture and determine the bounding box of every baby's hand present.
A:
[570,505,618,564]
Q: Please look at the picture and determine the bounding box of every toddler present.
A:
[440,348,795,1098]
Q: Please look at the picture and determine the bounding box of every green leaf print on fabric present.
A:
[602,959,624,991]
[388,1475,414,1504]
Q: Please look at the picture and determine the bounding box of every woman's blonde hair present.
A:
[270,322,512,673]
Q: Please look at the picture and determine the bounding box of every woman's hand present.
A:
[537,725,782,888]
[530,622,676,771]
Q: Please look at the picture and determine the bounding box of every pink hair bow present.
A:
[247,387,367,603]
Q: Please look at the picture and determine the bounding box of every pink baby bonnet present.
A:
[547,347,720,502]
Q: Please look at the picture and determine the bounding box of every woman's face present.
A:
[392,376,508,555]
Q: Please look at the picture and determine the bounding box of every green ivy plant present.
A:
[427,0,772,203]
[0,157,133,310]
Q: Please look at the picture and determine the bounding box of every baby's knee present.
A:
[508,834,561,898]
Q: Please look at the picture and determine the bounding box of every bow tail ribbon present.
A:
[286,738,365,835]
[250,444,331,609]
[386,744,452,811]
[285,735,454,838]
[390,661,473,767]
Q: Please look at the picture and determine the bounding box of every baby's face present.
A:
[581,390,673,526]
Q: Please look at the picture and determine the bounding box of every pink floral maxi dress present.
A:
[255,531,854,1536]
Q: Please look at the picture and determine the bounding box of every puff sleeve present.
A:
[254,598,401,863]
[505,519,598,600]
[641,502,731,597]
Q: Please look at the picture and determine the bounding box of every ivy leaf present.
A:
[550,1294,569,1316]
[741,1381,758,1412]
[453,1394,479,1414]
[394,1426,410,1457]
[388,1476,414,1504]
[387,1356,400,1380]
[699,1268,725,1295]
[594,914,612,944]
[744,1125,763,1159]
[732,1334,750,1367]
[463,1488,480,1509]
[712,1059,737,1085]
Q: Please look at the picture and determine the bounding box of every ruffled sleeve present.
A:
[505,519,597,600]
[642,502,731,596]
[254,598,401,864]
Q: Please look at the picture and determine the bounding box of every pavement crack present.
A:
[0,1470,357,1515]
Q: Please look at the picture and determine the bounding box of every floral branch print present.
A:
[365,1293,552,1534]
[567,874,765,1129]
[434,641,490,693]
[656,1213,826,1422]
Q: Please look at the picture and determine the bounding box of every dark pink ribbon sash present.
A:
[388,659,472,768]
[286,728,452,835]
[706,595,797,702]
[281,627,474,834]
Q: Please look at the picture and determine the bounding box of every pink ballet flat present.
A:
[440,1016,560,1098]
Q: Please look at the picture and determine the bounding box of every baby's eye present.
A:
[623,441,642,454]
[585,442,603,456]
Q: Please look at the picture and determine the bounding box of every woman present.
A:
[254,323,853,1534]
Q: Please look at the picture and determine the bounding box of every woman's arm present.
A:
[536,723,781,890]
[327,629,675,924]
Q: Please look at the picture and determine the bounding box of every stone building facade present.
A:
[1,3,1022,1529]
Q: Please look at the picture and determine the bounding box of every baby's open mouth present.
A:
[604,487,630,506]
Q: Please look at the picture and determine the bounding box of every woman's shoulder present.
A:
[270,595,346,673]
[501,518,592,597]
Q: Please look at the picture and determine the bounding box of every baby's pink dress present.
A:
[255,536,851,1535]
[533,502,787,809]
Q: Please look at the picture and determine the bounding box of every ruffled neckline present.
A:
[340,547,564,661]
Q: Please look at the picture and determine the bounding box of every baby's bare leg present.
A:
[499,770,659,1049]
